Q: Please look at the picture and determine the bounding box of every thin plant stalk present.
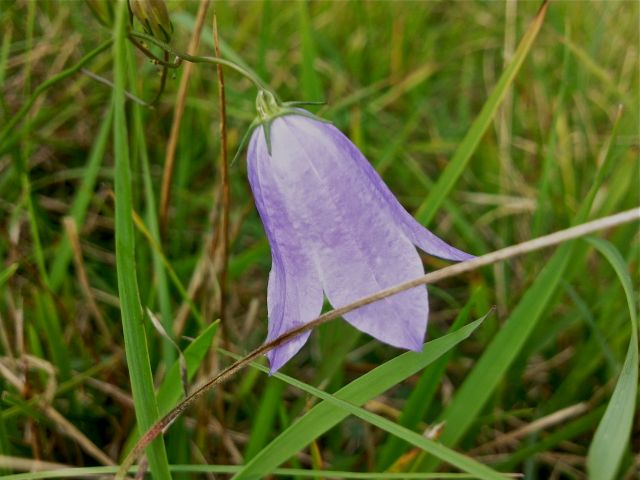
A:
[159,0,210,234]
[212,11,230,334]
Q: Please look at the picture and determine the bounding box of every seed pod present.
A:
[129,0,173,43]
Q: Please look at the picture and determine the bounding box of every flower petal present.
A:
[283,115,473,262]
[248,129,324,373]
[268,117,428,351]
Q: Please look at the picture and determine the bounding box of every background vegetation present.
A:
[0,1,638,479]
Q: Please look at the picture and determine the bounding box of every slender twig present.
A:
[159,0,210,236]
[212,12,230,337]
[115,207,639,479]
[148,52,169,106]
[128,35,181,68]
[80,68,150,106]
[128,31,271,92]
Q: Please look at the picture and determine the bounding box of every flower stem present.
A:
[128,30,272,93]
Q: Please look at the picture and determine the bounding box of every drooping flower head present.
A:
[247,91,473,373]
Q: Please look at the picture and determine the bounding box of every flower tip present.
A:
[265,350,284,375]
[410,341,425,353]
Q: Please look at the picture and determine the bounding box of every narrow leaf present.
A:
[233,315,488,479]
[585,237,638,480]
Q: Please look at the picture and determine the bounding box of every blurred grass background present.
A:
[0,0,638,479]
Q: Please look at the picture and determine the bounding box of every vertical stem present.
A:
[112,1,171,478]
[159,0,210,235]
[213,12,230,336]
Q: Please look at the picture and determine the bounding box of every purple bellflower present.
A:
[247,91,473,373]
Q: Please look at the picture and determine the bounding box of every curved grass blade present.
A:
[585,237,638,480]
[377,298,475,469]
[233,319,507,480]
[0,464,494,480]
[233,315,489,479]
[412,72,629,474]
[0,263,18,288]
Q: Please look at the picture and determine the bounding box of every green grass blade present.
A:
[243,378,285,460]
[0,263,18,288]
[127,44,175,368]
[298,0,323,101]
[0,465,493,480]
[415,243,574,473]
[377,299,476,469]
[156,321,219,416]
[414,2,548,226]
[111,1,170,478]
[413,71,629,473]
[585,237,638,480]
[233,315,488,479]
[236,321,507,480]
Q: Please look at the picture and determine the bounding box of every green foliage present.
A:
[0,1,637,479]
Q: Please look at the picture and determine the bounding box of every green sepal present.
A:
[231,118,262,166]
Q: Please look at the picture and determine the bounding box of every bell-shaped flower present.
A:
[247,91,473,373]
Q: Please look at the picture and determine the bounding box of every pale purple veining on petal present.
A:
[284,115,474,262]
[247,130,323,372]
[247,111,473,372]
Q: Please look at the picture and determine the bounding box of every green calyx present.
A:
[253,90,330,155]
[231,90,331,165]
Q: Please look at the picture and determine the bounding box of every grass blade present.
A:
[415,243,574,473]
[377,298,476,469]
[233,315,488,479]
[585,237,638,480]
[235,317,507,480]
[111,1,170,478]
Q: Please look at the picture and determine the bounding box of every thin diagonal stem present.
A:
[115,207,639,480]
